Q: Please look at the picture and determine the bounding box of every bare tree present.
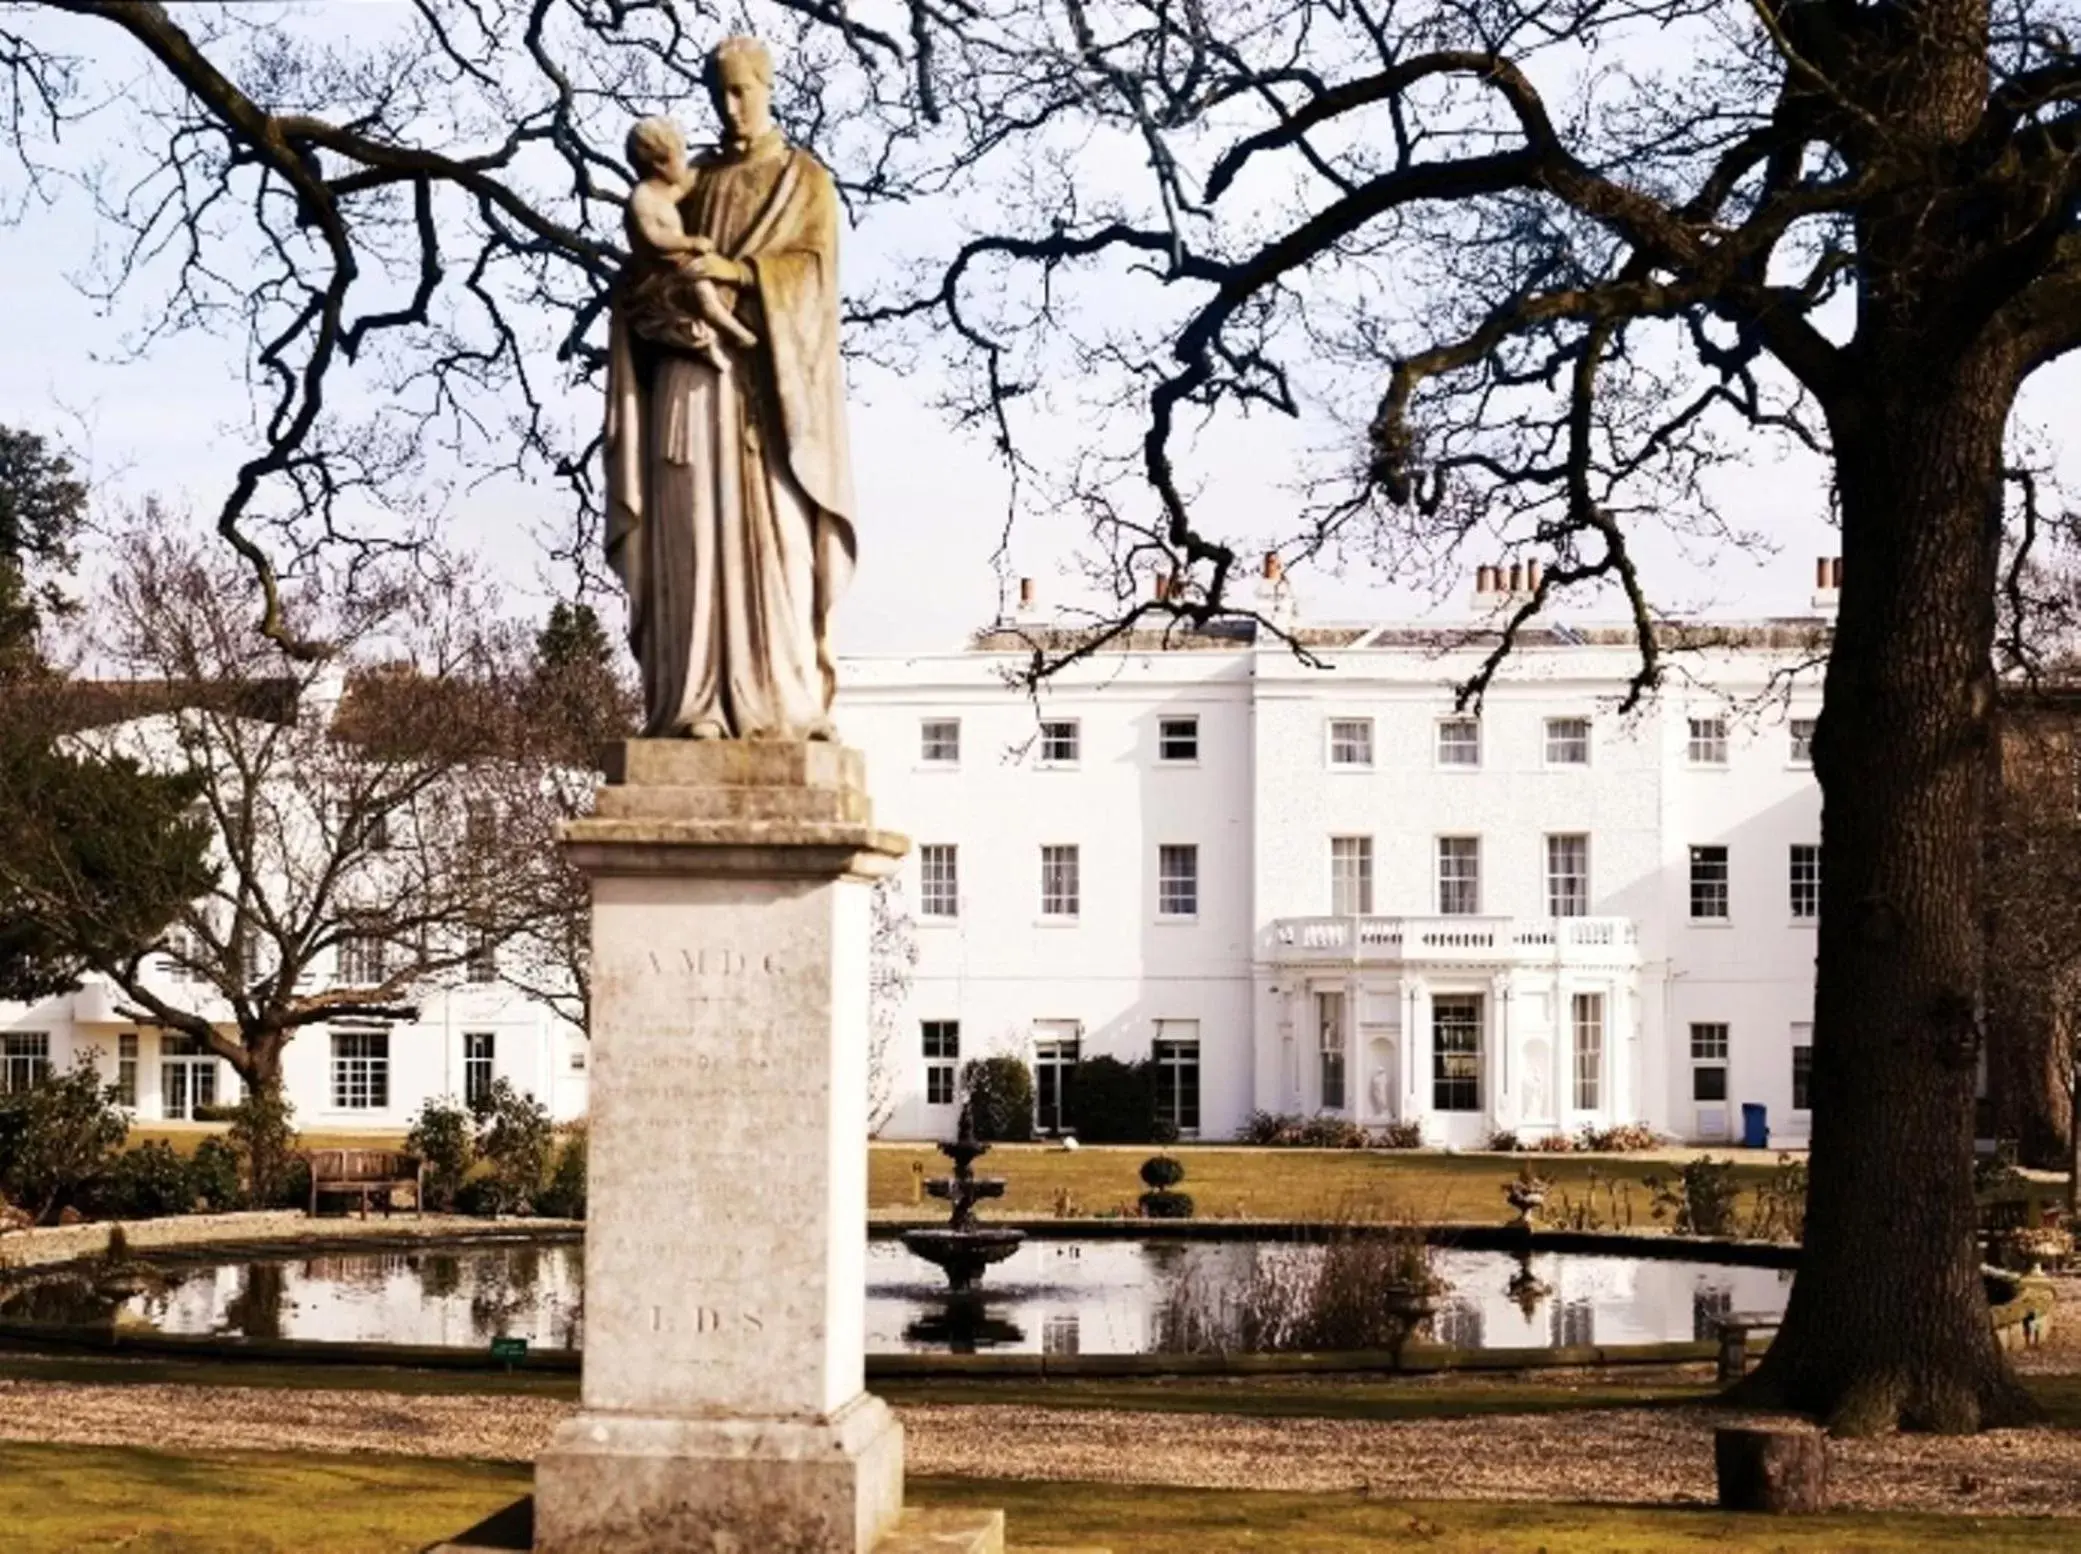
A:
[20,530,574,1102]
[866,874,918,1138]
[15,0,2081,1430]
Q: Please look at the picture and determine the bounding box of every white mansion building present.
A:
[4,566,1843,1147]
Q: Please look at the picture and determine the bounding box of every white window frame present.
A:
[1689,845,1730,921]
[1038,719,1081,767]
[330,1029,391,1111]
[1789,843,1821,922]
[463,1031,496,1110]
[919,718,962,767]
[1544,716,1591,767]
[1039,844,1081,920]
[1545,833,1590,918]
[116,1032,139,1110]
[160,1033,219,1120]
[1153,1020,1201,1138]
[1157,843,1199,920]
[1316,991,1347,1111]
[1330,835,1374,916]
[1436,716,1482,769]
[1437,835,1481,916]
[1327,718,1375,769]
[1571,992,1604,1111]
[1789,717,1816,767]
[1687,716,1730,767]
[1032,1023,1081,1134]
[1689,1022,1730,1112]
[1157,716,1199,764]
[465,928,498,985]
[919,843,959,920]
[0,1031,50,1094]
[339,922,388,985]
[1432,995,1483,1112]
[922,1020,960,1106]
[1791,1023,1814,1113]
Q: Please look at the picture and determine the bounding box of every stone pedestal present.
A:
[534,741,908,1554]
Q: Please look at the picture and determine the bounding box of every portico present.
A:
[1258,915,1644,1148]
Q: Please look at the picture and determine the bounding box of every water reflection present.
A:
[4,1236,1792,1356]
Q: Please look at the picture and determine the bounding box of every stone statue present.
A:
[1369,1065,1391,1116]
[604,35,855,740]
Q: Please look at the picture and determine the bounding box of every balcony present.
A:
[1266,915,1639,968]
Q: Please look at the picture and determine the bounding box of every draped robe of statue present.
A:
[604,127,856,739]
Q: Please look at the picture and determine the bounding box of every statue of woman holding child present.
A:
[604,35,855,741]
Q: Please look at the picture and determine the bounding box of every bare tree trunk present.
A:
[1735,352,2035,1432]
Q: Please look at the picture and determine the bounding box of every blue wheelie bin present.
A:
[1740,1102,1768,1149]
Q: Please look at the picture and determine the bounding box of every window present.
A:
[1033,1025,1080,1133]
[1790,718,1816,766]
[1688,716,1729,766]
[334,800,387,851]
[160,925,202,983]
[364,811,390,852]
[331,1030,391,1110]
[1158,844,1199,918]
[160,1033,218,1120]
[920,718,961,765]
[1432,995,1483,1111]
[1,1032,50,1094]
[1792,1027,1813,1112]
[1043,1313,1081,1355]
[1546,834,1589,918]
[1689,846,1729,920]
[1316,992,1346,1110]
[1328,718,1374,767]
[464,800,498,849]
[228,921,262,986]
[466,929,498,984]
[339,921,387,984]
[1437,836,1481,916]
[919,844,959,919]
[1545,717,1590,766]
[1039,719,1080,765]
[923,1020,960,1106]
[464,1032,496,1109]
[1437,717,1481,768]
[1154,1022,1201,1136]
[116,1033,138,1109]
[1790,844,1821,921]
[1690,1023,1729,1102]
[1040,845,1080,918]
[1330,836,1374,916]
[1572,993,1604,1111]
[1158,716,1199,762]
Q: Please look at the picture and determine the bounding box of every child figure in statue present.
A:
[622,116,758,372]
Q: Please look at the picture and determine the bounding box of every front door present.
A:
[1033,1023,1081,1134]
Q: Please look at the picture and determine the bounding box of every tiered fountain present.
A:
[900,1102,1025,1291]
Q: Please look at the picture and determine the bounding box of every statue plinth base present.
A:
[533,740,908,1554]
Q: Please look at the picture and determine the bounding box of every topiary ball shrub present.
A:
[1140,1189,1195,1219]
[1139,1154,1186,1190]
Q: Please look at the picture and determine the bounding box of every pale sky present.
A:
[6,3,2076,659]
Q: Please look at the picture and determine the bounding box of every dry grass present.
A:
[0,1442,2070,1553]
[871,1142,1783,1225]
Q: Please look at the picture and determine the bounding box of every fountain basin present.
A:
[899,1227,1026,1291]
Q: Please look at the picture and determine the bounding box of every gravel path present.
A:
[5,1379,2081,1519]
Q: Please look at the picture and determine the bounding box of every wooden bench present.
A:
[307,1149,424,1219]
[1715,1310,1783,1383]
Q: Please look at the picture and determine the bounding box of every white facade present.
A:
[840,615,1828,1147]
[3,608,1826,1146]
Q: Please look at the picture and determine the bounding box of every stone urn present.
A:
[1503,1168,1551,1230]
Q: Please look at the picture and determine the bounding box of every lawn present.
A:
[870,1141,1787,1225]
[0,1442,2073,1553]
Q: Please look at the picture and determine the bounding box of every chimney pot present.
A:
[1815,556,1831,589]
[1526,559,1543,591]
[1831,557,1843,589]
[1476,565,1494,594]
[1508,561,1525,593]
[1262,551,1282,582]
[1018,576,1036,609]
